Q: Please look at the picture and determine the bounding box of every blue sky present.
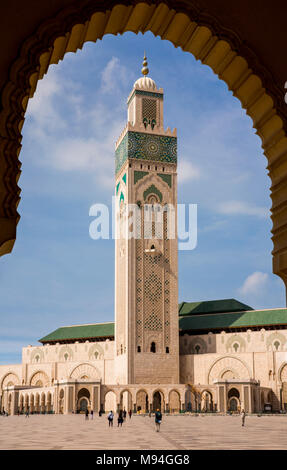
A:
[0,32,285,364]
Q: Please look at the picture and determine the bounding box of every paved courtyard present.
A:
[0,414,287,450]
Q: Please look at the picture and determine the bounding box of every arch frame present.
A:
[207,355,252,384]
[0,1,286,293]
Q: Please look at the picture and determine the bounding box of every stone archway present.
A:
[70,363,100,381]
[77,388,90,413]
[201,390,213,412]
[30,371,49,387]
[279,363,287,411]
[228,387,240,412]
[104,390,117,413]
[0,2,286,296]
[153,390,165,413]
[208,356,251,384]
[136,389,149,413]
[169,390,181,413]
[119,389,132,413]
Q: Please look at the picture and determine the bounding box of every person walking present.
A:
[118,410,124,427]
[241,409,246,427]
[128,409,132,419]
[25,406,29,418]
[85,408,89,420]
[155,409,162,432]
[123,409,127,421]
[108,410,114,427]
[90,409,94,420]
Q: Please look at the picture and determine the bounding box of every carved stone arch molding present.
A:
[278,362,287,383]
[225,334,246,353]
[88,343,104,360]
[69,363,100,380]
[207,356,251,384]
[1,372,20,389]
[1,1,287,294]
[30,370,50,387]
[30,348,45,364]
[59,345,74,361]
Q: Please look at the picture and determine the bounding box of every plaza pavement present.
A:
[0,413,286,450]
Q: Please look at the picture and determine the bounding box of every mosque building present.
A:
[1,57,287,415]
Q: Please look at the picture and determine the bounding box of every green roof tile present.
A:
[39,322,114,343]
[179,299,252,316]
[39,300,287,344]
[179,308,287,332]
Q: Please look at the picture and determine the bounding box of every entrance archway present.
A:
[228,388,240,412]
[136,389,148,413]
[79,397,88,412]
[169,390,180,413]
[201,390,213,412]
[104,391,117,413]
[153,390,164,413]
[77,388,90,413]
[0,2,286,296]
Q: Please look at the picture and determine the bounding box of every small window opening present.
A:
[151,342,156,353]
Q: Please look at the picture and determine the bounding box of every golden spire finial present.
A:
[141,52,149,76]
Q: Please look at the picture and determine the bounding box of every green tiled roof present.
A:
[39,322,114,344]
[39,300,287,344]
[179,299,252,316]
[179,308,287,332]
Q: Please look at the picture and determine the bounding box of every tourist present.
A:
[85,409,89,420]
[99,409,102,417]
[128,409,132,419]
[118,410,124,427]
[241,409,246,427]
[155,409,162,432]
[90,409,94,420]
[108,410,114,427]
[25,406,29,418]
[123,408,127,421]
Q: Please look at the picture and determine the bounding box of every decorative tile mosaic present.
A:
[143,184,163,202]
[115,131,177,174]
[157,173,172,188]
[134,170,148,185]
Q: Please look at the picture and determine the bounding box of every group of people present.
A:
[107,408,133,427]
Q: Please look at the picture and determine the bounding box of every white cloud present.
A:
[24,65,127,190]
[239,271,269,296]
[217,200,269,218]
[178,159,200,183]
[47,136,115,189]
[27,68,68,133]
[100,57,129,94]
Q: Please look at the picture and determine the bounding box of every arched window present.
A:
[64,353,69,361]
[233,343,239,352]
[137,346,141,353]
[195,345,201,354]
[166,347,169,354]
[151,342,156,353]
[274,340,280,351]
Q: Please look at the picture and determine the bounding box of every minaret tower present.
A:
[114,55,179,385]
